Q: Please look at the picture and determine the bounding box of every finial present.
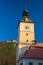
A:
[22,3,29,17]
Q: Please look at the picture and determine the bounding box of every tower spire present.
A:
[22,9,28,17]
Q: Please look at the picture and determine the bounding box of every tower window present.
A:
[26,40,28,42]
[26,33,28,36]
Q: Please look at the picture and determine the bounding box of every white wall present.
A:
[23,58,43,65]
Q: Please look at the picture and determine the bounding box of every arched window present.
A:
[26,40,28,42]
[26,33,28,36]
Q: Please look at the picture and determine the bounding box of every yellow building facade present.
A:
[19,22,34,44]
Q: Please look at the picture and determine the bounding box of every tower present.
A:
[16,9,35,62]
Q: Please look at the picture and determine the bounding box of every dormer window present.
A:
[32,40,37,44]
[25,17,29,21]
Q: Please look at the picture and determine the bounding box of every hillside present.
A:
[0,41,16,65]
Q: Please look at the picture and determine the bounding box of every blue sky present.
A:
[0,0,43,42]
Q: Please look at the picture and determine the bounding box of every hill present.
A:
[0,41,16,65]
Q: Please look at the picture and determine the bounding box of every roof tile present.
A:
[24,43,43,59]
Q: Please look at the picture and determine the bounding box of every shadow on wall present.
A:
[19,46,30,58]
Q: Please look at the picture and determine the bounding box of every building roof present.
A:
[32,43,43,47]
[24,43,43,59]
[22,9,28,17]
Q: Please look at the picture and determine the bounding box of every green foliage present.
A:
[0,42,16,65]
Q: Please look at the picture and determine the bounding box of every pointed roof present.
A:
[17,9,35,28]
[22,9,33,22]
[22,9,28,17]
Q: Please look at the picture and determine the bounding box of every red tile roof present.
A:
[31,43,43,47]
[24,43,43,59]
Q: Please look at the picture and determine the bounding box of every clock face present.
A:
[25,25,29,29]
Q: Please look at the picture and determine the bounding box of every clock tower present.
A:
[16,9,35,62]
